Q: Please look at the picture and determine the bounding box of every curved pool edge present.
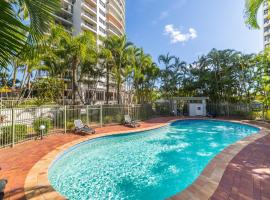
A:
[23,119,268,200]
[24,119,177,200]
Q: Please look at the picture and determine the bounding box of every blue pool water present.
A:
[48,120,259,200]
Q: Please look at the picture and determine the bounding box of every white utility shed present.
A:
[171,97,209,117]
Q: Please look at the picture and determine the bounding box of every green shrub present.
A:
[104,116,113,124]
[115,114,124,123]
[0,124,27,145]
[67,121,75,130]
[33,117,52,135]
[265,110,270,120]
[249,111,262,120]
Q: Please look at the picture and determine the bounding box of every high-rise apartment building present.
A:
[263,0,270,48]
[54,0,127,104]
[56,0,125,38]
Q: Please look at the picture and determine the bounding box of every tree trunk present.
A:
[12,66,18,90]
[20,66,28,89]
[72,58,80,105]
[106,65,110,104]
[117,80,121,104]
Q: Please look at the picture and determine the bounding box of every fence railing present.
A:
[207,103,270,120]
[0,104,154,148]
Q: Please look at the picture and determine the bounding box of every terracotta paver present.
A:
[1,117,270,200]
[0,117,177,200]
[210,131,270,200]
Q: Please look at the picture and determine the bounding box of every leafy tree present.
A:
[158,49,261,104]
[32,77,64,105]
[100,35,133,104]
[99,37,115,104]
[43,25,97,105]
[158,53,176,98]
[254,48,270,116]
[130,47,160,103]
[159,54,187,98]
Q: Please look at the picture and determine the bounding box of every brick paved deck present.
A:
[210,134,270,200]
[0,118,270,200]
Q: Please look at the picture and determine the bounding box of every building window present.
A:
[99,0,106,8]
[99,27,106,34]
[99,9,106,17]
[96,91,104,101]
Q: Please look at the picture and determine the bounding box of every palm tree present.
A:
[10,58,21,90]
[245,0,265,28]
[158,53,175,70]
[50,26,96,104]
[158,53,176,98]
[0,0,61,66]
[103,35,133,104]
[17,50,46,101]
[99,38,114,104]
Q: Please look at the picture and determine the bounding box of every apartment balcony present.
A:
[107,25,122,36]
[109,0,125,17]
[107,13,124,34]
[85,0,97,6]
[264,10,269,17]
[82,2,97,15]
[63,0,75,5]
[264,18,270,26]
[54,14,73,26]
[81,11,97,25]
[81,21,97,34]
[108,3,124,24]
[264,29,270,36]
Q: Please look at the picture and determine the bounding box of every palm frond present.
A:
[245,0,265,28]
[0,1,28,67]
[18,0,61,42]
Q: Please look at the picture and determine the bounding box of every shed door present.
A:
[189,103,203,116]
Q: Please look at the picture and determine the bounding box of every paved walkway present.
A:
[0,118,270,200]
[211,132,270,200]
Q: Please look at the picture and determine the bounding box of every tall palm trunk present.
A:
[20,65,28,89]
[106,65,110,104]
[117,81,121,104]
[72,58,80,105]
[12,62,18,90]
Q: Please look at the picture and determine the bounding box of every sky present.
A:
[126,0,263,64]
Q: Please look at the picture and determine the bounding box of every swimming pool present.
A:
[48,120,259,200]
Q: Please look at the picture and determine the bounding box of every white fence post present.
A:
[64,106,67,134]
[100,104,103,127]
[127,104,130,116]
[11,108,15,147]
[86,105,89,125]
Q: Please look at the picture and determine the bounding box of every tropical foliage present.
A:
[1,1,270,109]
[245,0,266,28]
[1,24,159,105]
[0,0,60,66]
[32,77,65,105]
[158,49,269,104]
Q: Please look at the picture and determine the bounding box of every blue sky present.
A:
[126,0,263,64]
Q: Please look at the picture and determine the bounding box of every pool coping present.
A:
[24,119,269,200]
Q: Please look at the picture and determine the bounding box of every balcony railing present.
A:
[82,2,97,14]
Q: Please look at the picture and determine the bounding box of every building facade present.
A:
[55,0,126,105]
[263,0,270,48]
[56,0,125,37]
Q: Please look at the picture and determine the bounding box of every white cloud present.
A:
[164,24,197,44]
